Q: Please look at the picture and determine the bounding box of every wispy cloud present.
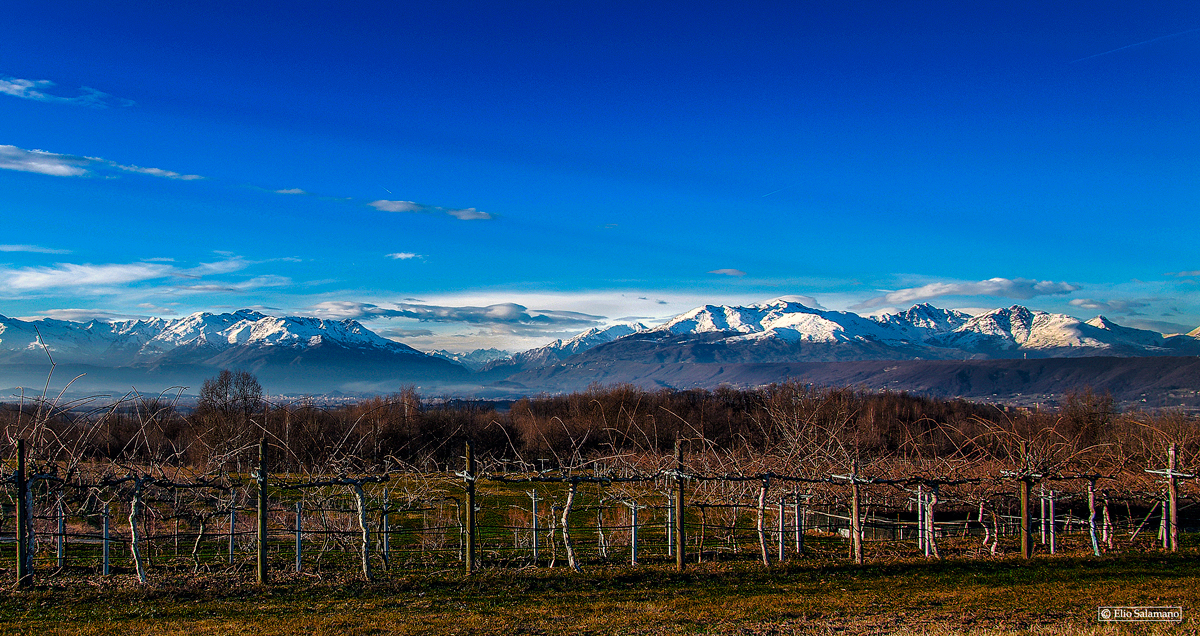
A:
[370,200,493,221]
[0,244,71,254]
[851,277,1080,310]
[172,275,292,294]
[0,75,133,108]
[0,262,174,291]
[275,188,307,194]
[1069,298,1149,315]
[31,308,151,322]
[1168,270,1200,277]
[310,300,601,328]
[708,268,746,277]
[1070,28,1200,64]
[386,252,422,260]
[0,145,89,176]
[0,255,284,300]
[0,144,202,180]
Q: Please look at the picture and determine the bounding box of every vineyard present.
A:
[1,378,1196,588]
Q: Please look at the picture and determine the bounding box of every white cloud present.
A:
[275,188,307,194]
[30,308,150,322]
[370,199,494,221]
[0,262,173,291]
[1069,298,1149,315]
[0,244,71,254]
[446,207,492,220]
[308,300,602,328]
[180,256,251,277]
[0,76,133,108]
[0,144,202,180]
[0,145,89,176]
[112,163,203,180]
[386,252,421,260]
[708,268,747,277]
[851,277,1080,310]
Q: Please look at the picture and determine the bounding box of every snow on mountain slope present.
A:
[488,322,651,371]
[652,299,910,344]
[586,300,1198,361]
[429,348,512,371]
[0,310,421,366]
[1084,316,1170,349]
[873,303,971,340]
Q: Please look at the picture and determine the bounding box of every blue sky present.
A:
[1,1,1198,352]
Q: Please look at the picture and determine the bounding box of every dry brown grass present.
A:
[1,548,1198,635]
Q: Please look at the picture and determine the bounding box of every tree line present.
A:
[1,370,1192,475]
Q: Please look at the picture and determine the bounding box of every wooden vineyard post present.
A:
[256,437,269,585]
[1018,441,1033,559]
[464,440,477,574]
[15,439,29,588]
[674,439,686,571]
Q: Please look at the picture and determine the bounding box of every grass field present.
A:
[1,547,1196,635]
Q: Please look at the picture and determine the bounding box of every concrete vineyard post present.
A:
[1168,443,1179,552]
[628,501,639,566]
[102,504,110,575]
[674,439,686,571]
[529,490,539,565]
[756,478,769,566]
[257,437,268,585]
[1087,478,1100,556]
[1019,441,1032,559]
[228,500,236,565]
[382,488,390,568]
[295,501,302,573]
[56,498,65,569]
[851,460,862,565]
[15,439,29,588]
[777,498,785,562]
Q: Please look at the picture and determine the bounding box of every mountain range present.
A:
[2,300,1198,404]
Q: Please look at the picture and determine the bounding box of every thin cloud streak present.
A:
[310,300,602,328]
[1069,298,1149,315]
[0,262,174,291]
[0,144,202,180]
[0,244,71,254]
[1070,28,1200,64]
[370,200,493,220]
[0,75,133,108]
